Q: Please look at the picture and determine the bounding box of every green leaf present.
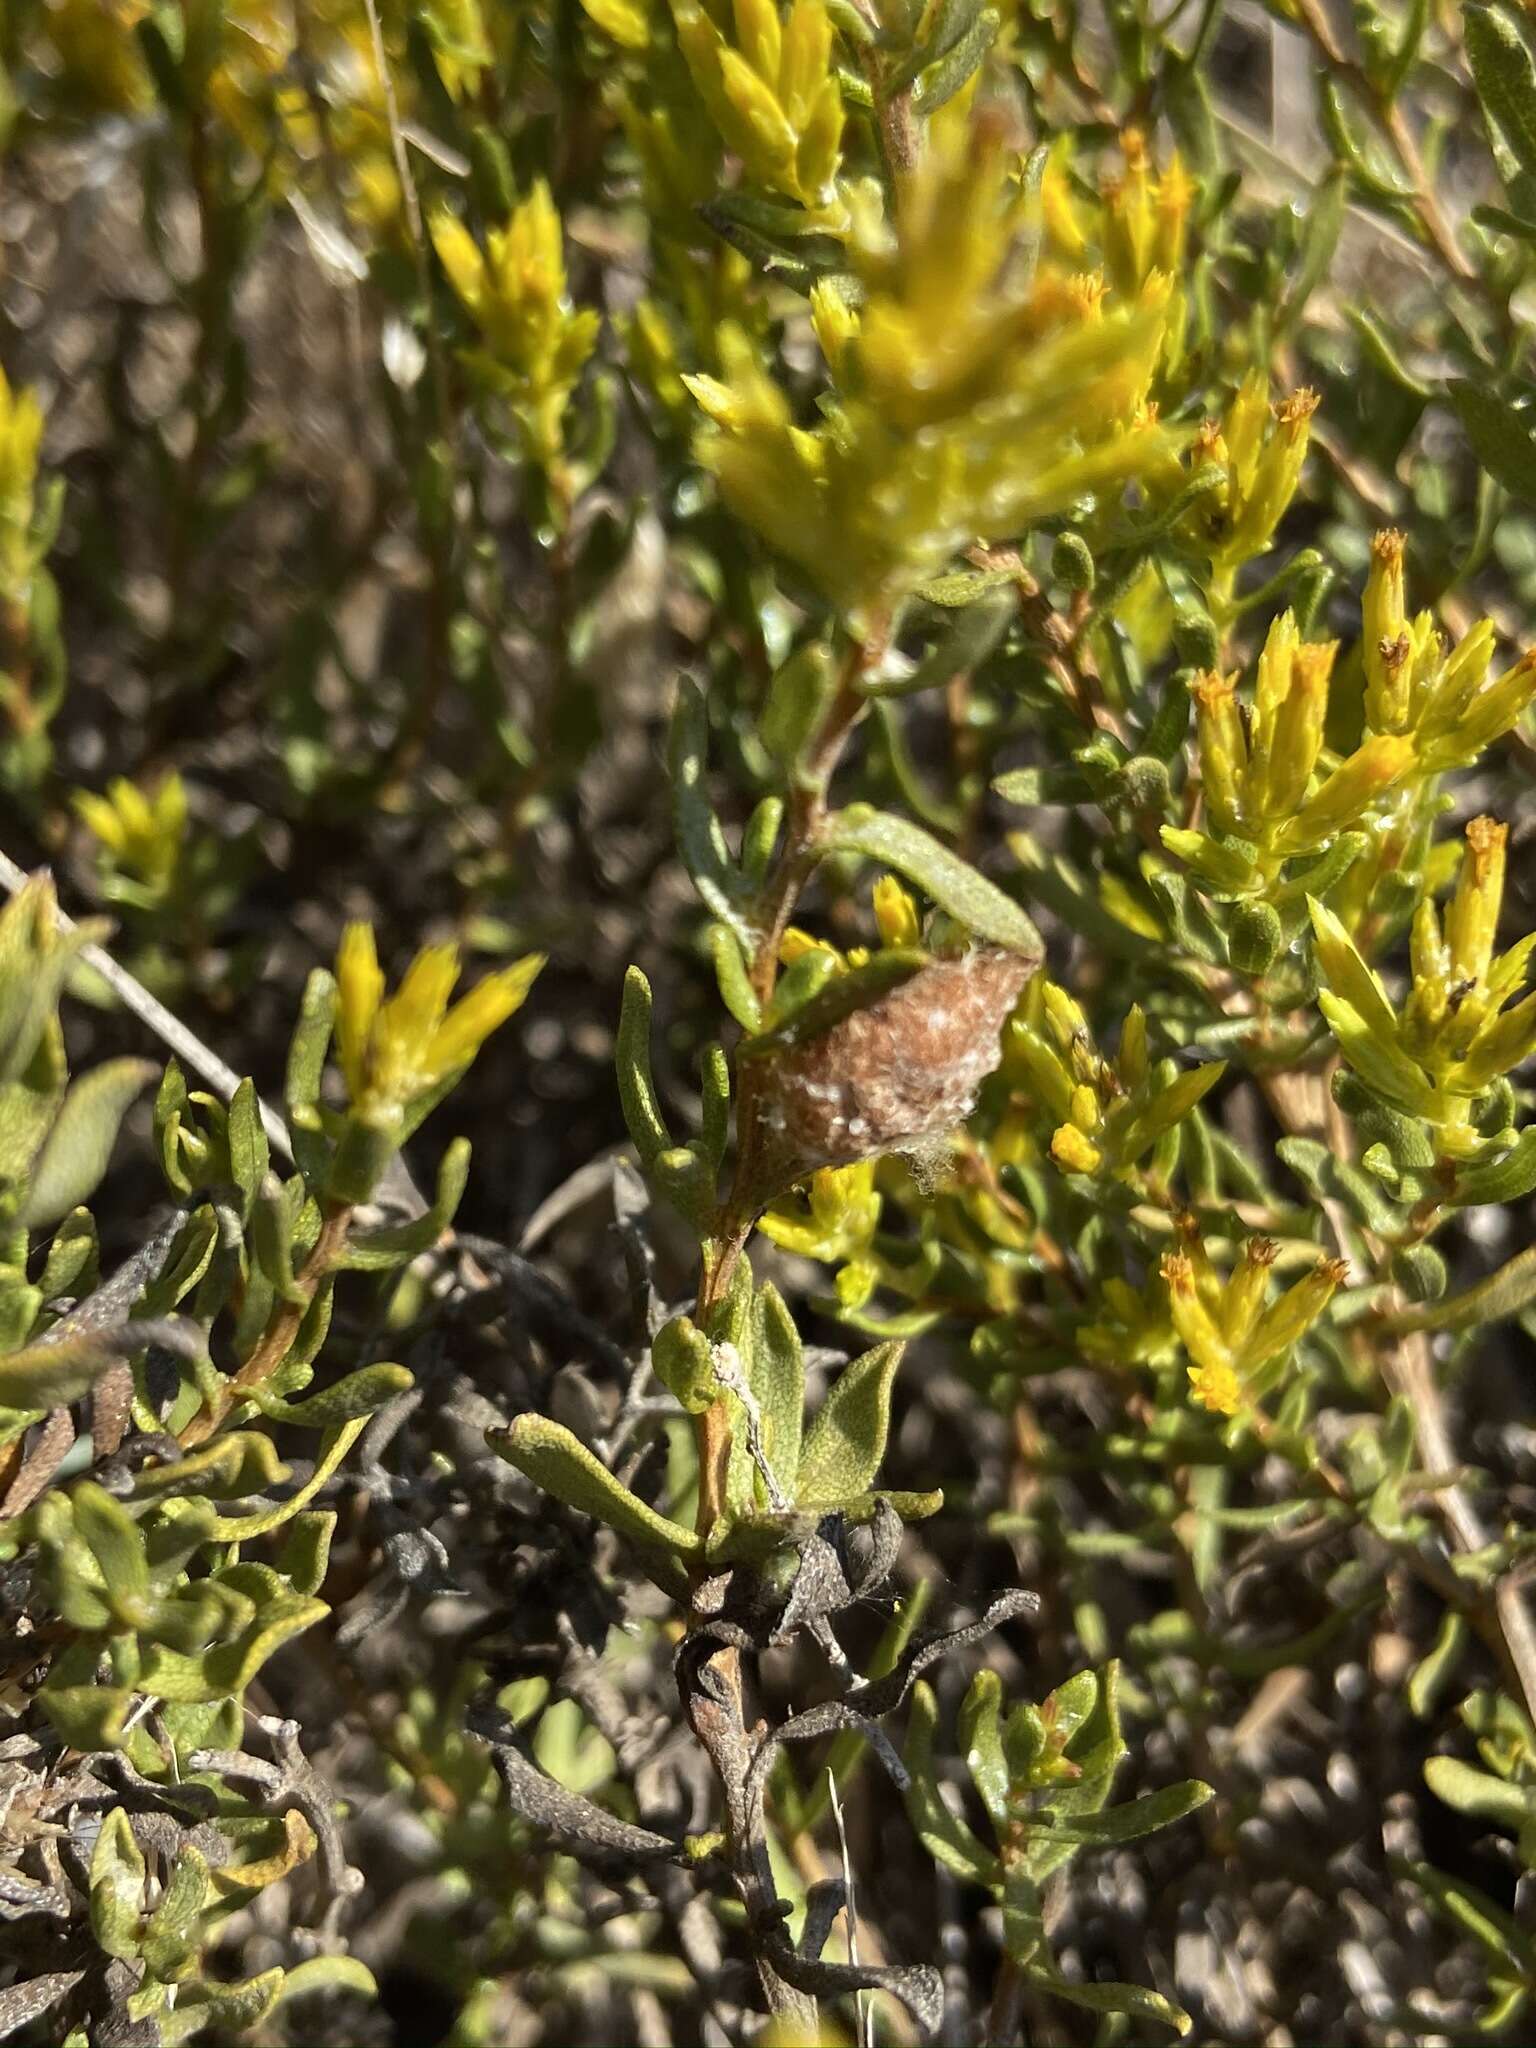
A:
[138,1563,328,1703]
[285,969,336,1111]
[252,1174,310,1304]
[0,886,104,1085]
[72,1483,150,1614]
[131,1431,287,1499]
[1408,1860,1536,1974]
[1033,1967,1193,2036]
[1384,1246,1536,1333]
[1454,1126,1536,1205]
[276,1510,336,1596]
[670,680,750,938]
[761,640,838,771]
[0,1319,191,1411]
[751,1282,805,1501]
[19,1060,156,1227]
[1449,381,1536,505]
[210,1418,368,1539]
[747,949,923,1052]
[1408,1611,1468,1719]
[1038,1778,1213,1844]
[708,923,763,1034]
[1119,1061,1226,1161]
[274,1956,378,2007]
[90,1809,146,1960]
[343,1139,469,1266]
[1424,1755,1531,1831]
[38,1208,97,1302]
[827,808,1044,958]
[616,968,672,1169]
[488,1414,703,1559]
[912,4,999,112]
[41,1679,135,1750]
[865,593,1013,699]
[653,1315,720,1415]
[699,1044,731,1171]
[141,1846,209,1982]
[1002,1864,1046,1966]
[1051,1662,1126,1815]
[160,1970,283,2043]
[253,1361,412,1427]
[1278,171,1347,332]
[226,1078,268,1219]
[1466,3,1536,181]
[795,1340,904,1503]
[1320,73,1416,200]
[958,1667,1011,1826]
[903,1680,1001,1882]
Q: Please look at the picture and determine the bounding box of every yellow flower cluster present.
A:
[73,775,189,904]
[670,0,844,210]
[432,191,601,474]
[1162,1238,1345,1416]
[1310,819,1536,1157]
[1005,983,1224,1184]
[686,114,1176,620]
[1359,528,1536,772]
[1164,609,1412,895]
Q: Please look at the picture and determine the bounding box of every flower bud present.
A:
[1050,1122,1102,1174]
[1264,639,1336,818]
[1191,670,1247,835]
[1223,1236,1278,1345]
[1245,1257,1346,1367]
[1446,816,1506,985]
[1279,734,1413,852]
[873,875,921,950]
[1225,386,1318,565]
[1163,1250,1236,1384]
[1362,529,1410,732]
[1050,531,1096,593]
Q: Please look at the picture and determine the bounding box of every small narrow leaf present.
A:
[489,1414,703,1559]
[1039,1778,1213,1844]
[670,680,751,938]
[616,968,672,1168]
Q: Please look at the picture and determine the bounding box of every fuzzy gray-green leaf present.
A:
[19,1058,156,1227]
[827,807,1043,957]
[795,1339,904,1504]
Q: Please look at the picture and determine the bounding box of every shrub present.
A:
[3,0,1536,2042]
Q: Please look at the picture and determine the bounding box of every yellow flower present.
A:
[686,112,1177,622]
[72,774,188,898]
[0,368,45,601]
[1050,1123,1103,1174]
[671,0,843,209]
[1163,1239,1341,1412]
[334,923,544,1116]
[1187,1355,1243,1417]
[1362,527,1410,733]
[1312,832,1536,1152]
[873,876,921,950]
[431,189,600,466]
